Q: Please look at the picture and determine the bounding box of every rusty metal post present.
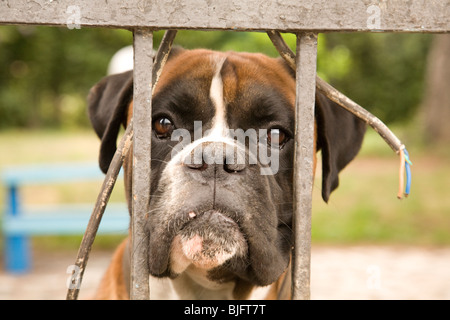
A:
[130,28,153,300]
[291,32,318,300]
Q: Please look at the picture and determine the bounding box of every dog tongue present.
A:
[180,233,236,270]
[182,234,204,257]
[170,210,247,272]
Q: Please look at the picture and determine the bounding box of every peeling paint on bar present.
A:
[131,29,153,300]
[0,0,448,32]
[292,33,318,300]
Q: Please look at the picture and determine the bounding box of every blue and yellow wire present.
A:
[398,146,412,199]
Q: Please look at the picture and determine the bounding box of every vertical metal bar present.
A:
[131,28,153,300]
[291,32,318,300]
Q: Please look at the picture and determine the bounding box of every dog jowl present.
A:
[88,48,366,299]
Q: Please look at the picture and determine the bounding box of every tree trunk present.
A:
[422,34,450,143]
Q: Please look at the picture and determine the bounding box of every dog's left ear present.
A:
[88,70,133,174]
[315,92,366,202]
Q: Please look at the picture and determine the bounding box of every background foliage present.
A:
[1,27,447,248]
[0,27,432,129]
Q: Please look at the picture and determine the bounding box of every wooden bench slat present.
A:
[1,163,128,273]
[1,163,123,186]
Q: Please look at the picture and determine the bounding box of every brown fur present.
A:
[95,238,129,300]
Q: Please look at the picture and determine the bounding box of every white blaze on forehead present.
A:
[209,56,228,138]
[163,55,245,170]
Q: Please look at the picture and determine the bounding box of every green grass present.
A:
[0,126,449,251]
[312,126,450,245]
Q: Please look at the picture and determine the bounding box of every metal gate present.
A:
[1,0,448,300]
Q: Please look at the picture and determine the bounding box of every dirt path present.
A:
[310,245,450,300]
[1,245,449,300]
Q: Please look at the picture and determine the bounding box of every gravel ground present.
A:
[1,245,449,300]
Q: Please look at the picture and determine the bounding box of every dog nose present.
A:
[183,142,246,174]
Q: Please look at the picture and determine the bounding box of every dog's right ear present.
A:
[88,46,185,173]
[88,70,133,174]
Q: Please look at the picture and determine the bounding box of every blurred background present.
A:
[0,27,449,299]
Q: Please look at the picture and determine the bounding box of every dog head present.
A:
[88,48,365,288]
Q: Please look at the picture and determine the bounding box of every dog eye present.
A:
[153,117,174,138]
[267,128,288,148]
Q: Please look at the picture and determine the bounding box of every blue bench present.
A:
[1,163,129,273]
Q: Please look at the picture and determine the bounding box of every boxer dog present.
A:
[88,48,365,299]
